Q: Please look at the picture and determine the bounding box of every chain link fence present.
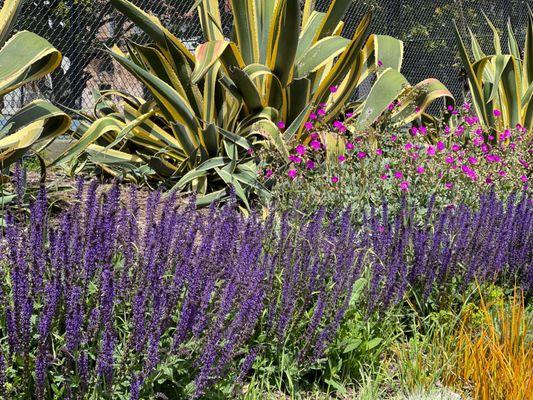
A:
[2,0,532,116]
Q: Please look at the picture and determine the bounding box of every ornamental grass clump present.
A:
[0,182,361,399]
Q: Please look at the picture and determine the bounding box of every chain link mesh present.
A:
[2,0,532,116]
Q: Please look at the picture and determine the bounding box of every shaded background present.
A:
[2,0,532,115]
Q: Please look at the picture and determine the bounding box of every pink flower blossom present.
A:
[394,171,403,179]
[295,144,306,155]
[444,125,451,134]
[384,164,391,171]
[310,133,319,140]
[399,181,409,191]
[329,85,338,93]
[345,112,353,118]
[304,122,313,130]
[416,165,425,174]
[309,112,317,120]
[357,151,367,159]
[378,59,383,67]
[447,105,454,112]
[306,160,315,170]
[437,141,445,151]
[376,148,383,155]
[445,182,454,189]
[410,127,419,136]
[277,121,286,129]
[419,126,427,135]
[333,120,346,132]
[473,136,484,146]
[288,169,297,179]
[518,159,529,168]
[485,154,501,163]
[331,176,339,183]
[445,156,455,164]
[452,144,461,152]
[415,106,421,113]
[380,174,389,180]
[346,142,355,150]
[388,103,395,111]
[289,155,302,163]
[310,140,321,150]
[265,169,273,178]
[468,157,478,165]
[493,109,502,117]
[520,175,528,183]
[498,170,506,177]
[426,146,436,156]
[404,143,413,151]
[338,155,346,163]
[391,134,398,142]
[317,108,326,116]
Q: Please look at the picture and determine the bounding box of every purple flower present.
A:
[376,148,383,155]
[304,122,313,130]
[394,171,403,179]
[357,151,366,159]
[329,85,338,93]
[426,146,436,156]
[416,165,425,174]
[437,141,445,151]
[399,181,409,191]
[277,121,286,129]
[346,142,355,150]
[289,155,302,163]
[288,169,297,179]
[310,140,321,150]
[331,176,339,184]
[493,108,502,117]
[338,155,346,163]
[306,160,315,170]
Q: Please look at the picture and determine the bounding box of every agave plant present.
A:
[54,0,450,206]
[0,0,71,169]
[454,8,533,134]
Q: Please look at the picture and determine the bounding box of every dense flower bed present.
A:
[0,183,530,398]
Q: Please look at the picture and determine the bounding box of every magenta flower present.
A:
[317,108,326,116]
[500,129,511,141]
[309,112,317,120]
[357,151,366,159]
[493,109,502,117]
[394,171,403,179]
[384,164,391,171]
[455,126,465,136]
[310,133,319,140]
[518,159,529,168]
[247,147,254,155]
[277,121,286,129]
[445,182,454,189]
[387,103,395,111]
[304,122,313,130]
[437,141,445,151]
[468,157,478,165]
[380,174,389,180]
[447,105,454,112]
[415,106,421,113]
[452,144,461,152]
[498,170,507,177]
[391,134,398,142]
[404,143,413,151]
[378,59,383,67]
[485,154,501,163]
[419,126,427,135]
[310,140,321,150]
[486,176,493,184]
[410,127,419,136]
[333,120,346,132]
[306,160,315,170]
[331,176,339,184]
[416,165,425,174]
[376,148,383,155]
[329,85,338,93]
[295,145,306,155]
[473,136,484,146]
[399,181,409,191]
[444,125,451,134]
[426,146,436,156]
[288,169,297,179]
[265,169,273,178]
[346,142,355,150]
[289,155,302,163]
[520,175,528,183]
[345,112,353,118]
[338,155,346,163]
[481,144,490,153]
[463,102,471,110]
[445,156,454,164]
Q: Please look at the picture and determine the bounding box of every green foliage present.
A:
[56,0,451,207]
[454,7,533,133]
[0,0,71,169]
